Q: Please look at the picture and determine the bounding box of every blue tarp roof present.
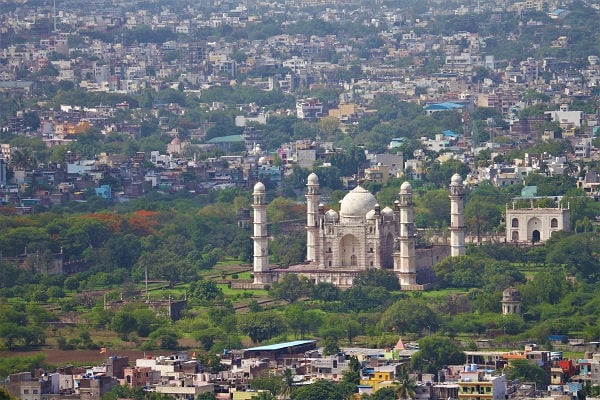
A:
[443,130,460,137]
[424,102,464,111]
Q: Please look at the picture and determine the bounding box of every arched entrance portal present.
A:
[527,217,542,244]
[340,234,360,267]
[532,230,541,244]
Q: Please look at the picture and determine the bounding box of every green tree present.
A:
[270,274,313,303]
[340,356,361,387]
[281,368,295,399]
[148,327,179,350]
[341,286,393,312]
[111,311,138,340]
[546,232,600,283]
[310,282,340,302]
[291,379,344,400]
[249,392,275,400]
[340,284,397,312]
[410,335,466,374]
[284,305,323,339]
[22,111,41,131]
[353,269,400,291]
[505,359,546,387]
[0,388,17,400]
[519,270,570,307]
[322,337,340,356]
[250,375,283,396]
[189,280,224,302]
[370,387,397,400]
[237,311,285,344]
[415,189,451,229]
[394,365,417,399]
[195,392,217,400]
[425,159,470,188]
[379,298,439,334]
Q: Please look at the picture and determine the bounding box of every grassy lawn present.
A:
[229,271,253,279]
[215,258,252,268]
[216,283,267,297]
[416,288,468,299]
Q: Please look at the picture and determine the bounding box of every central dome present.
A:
[340,186,378,218]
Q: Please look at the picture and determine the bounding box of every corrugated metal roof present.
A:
[245,340,316,351]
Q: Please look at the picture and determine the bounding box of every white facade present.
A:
[505,202,570,243]
[544,109,584,128]
[252,182,269,284]
[251,174,459,289]
[449,173,466,256]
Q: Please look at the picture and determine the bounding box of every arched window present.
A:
[511,218,519,228]
[551,218,558,228]
[512,231,519,241]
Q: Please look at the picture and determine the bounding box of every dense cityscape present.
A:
[2,0,600,399]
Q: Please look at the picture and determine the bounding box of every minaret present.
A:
[395,181,417,286]
[252,182,269,284]
[305,173,321,264]
[449,173,465,256]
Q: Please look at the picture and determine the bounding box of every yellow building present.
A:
[328,103,365,122]
[360,367,397,392]
[68,121,92,135]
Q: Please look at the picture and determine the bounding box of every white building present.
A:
[252,173,457,289]
[544,107,584,128]
[505,200,570,244]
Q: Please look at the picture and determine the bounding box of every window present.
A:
[512,218,519,228]
[33,390,38,394]
[24,390,29,395]
[551,218,558,228]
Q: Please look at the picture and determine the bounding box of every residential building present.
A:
[458,367,507,400]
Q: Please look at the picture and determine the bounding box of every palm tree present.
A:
[393,366,417,400]
[279,368,294,399]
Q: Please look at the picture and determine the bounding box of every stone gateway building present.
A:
[251,173,466,290]
[505,201,570,244]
